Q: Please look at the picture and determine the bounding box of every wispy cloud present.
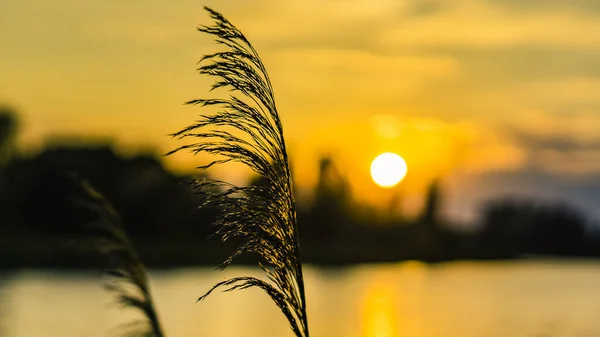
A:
[482,0,600,15]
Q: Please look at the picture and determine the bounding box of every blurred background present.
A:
[1,1,600,337]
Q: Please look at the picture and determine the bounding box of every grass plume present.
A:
[168,7,310,337]
[72,176,165,337]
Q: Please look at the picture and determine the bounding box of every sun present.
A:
[370,152,408,188]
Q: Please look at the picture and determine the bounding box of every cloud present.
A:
[446,168,600,223]
[445,48,600,82]
[504,126,600,176]
[511,131,600,153]
[383,13,600,51]
[483,0,600,15]
[520,78,600,107]
[405,0,447,17]
[209,0,599,55]
[509,110,600,141]
[264,49,459,114]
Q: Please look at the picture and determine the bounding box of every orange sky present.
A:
[1,0,599,222]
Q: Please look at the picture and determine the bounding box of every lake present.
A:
[2,260,600,337]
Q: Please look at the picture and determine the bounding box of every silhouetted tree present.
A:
[307,157,353,241]
[0,143,210,241]
[0,106,18,166]
[420,180,441,226]
[0,106,21,235]
[478,198,587,257]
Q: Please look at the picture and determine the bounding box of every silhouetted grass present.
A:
[168,7,310,337]
[73,176,164,337]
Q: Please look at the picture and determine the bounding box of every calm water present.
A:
[2,260,600,337]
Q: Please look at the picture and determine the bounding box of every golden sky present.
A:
[1,0,599,222]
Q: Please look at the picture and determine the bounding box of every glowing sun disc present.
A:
[370,152,408,188]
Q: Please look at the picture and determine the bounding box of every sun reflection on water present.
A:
[360,262,433,337]
[361,275,398,337]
